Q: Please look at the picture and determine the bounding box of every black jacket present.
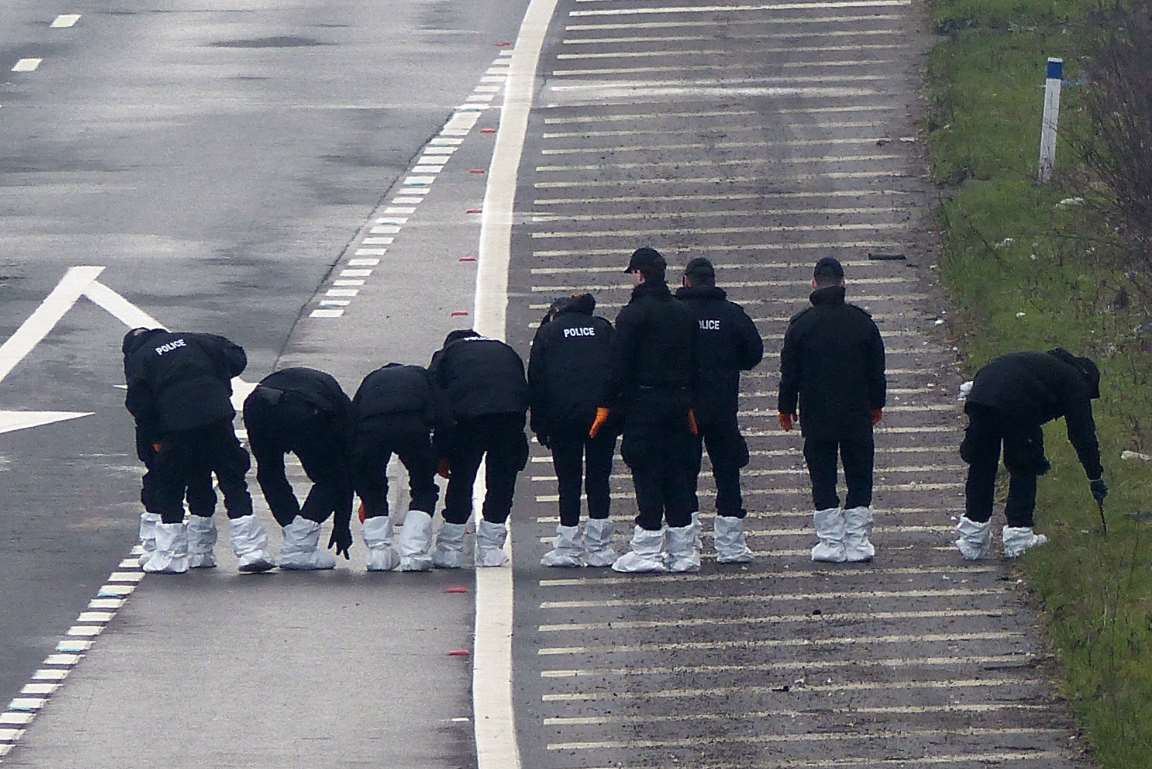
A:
[353,363,439,428]
[123,329,247,435]
[967,351,1103,478]
[777,286,886,440]
[428,336,530,421]
[244,366,353,432]
[601,280,697,411]
[675,285,764,424]
[528,295,614,436]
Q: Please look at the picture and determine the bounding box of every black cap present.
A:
[684,257,715,280]
[625,247,666,274]
[813,257,845,281]
[444,329,480,346]
[1048,348,1101,399]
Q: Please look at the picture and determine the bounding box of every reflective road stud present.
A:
[1037,57,1063,183]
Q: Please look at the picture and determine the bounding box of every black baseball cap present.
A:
[813,256,845,280]
[684,257,716,279]
[625,247,666,273]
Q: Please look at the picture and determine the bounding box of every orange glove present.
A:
[778,412,796,432]
[687,408,699,437]
[357,501,367,524]
[588,407,610,439]
[151,442,164,453]
[437,459,452,479]
[871,408,883,425]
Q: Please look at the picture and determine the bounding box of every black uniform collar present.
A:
[675,285,727,301]
[631,280,672,300]
[809,285,846,306]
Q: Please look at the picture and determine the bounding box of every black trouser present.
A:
[246,398,352,528]
[136,428,216,517]
[688,415,750,518]
[352,413,439,519]
[549,419,616,528]
[961,404,1046,527]
[803,432,875,511]
[443,413,529,525]
[620,388,696,531]
[152,419,253,524]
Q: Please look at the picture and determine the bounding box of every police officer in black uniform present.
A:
[956,349,1106,559]
[593,247,700,573]
[123,327,273,574]
[528,293,618,568]
[777,257,886,564]
[351,362,443,572]
[675,257,764,563]
[135,427,217,568]
[427,330,530,568]
[243,367,354,571]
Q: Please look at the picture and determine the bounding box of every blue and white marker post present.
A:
[1037,57,1064,183]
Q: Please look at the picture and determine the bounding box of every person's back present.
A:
[608,282,696,405]
[430,332,529,420]
[529,293,614,433]
[354,363,437,424]
[968,350,1096,426]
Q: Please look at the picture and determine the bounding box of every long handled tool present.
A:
[1097,499,1108,535]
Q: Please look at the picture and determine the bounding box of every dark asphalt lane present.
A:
[0,0,526,723]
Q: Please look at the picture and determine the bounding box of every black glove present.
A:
[1090,477,1108,503]
[328,524,353,559]
[536,433,550,449]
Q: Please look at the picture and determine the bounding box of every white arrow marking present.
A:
[0,410,93,435]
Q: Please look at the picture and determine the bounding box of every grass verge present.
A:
[925,0,1152,766]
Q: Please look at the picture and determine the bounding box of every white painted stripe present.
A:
[536,484,959,503]
[530,462,963,481]
[565,13,906,31]
[530,293,927,309]
[12,58,42,72]
[560,28,903,45]
[355,248,388,256]
[534,189,904,205]
[66,625,102,637]
[532,240,901,256]
[32,669,68,682]
[529,258,885,273]
[541,137,896,155]
[540,587,1000,610]
[404,176,435,185]
[319,300,351,307]
[416,156,450,165]
[547,726,1056,750]
[532,205,905,222]
[590,751,1069,769]
[0,728,26,741]
[537,152,900,172]
[421,147,456,155]
[43,654,82,665]
[535,170,902,188]
[554,56,897,76]
[569,1,913,16]
[325,289,359,297]
[51,14,82,28]
[392,196,424,204]
[532,276,910,291]
[538,608,1010,632]
[481,75,508,83]
[551,75,890,94]
[55,639,94,651]
[542,654,1026,679]
[532,222,907,240]
[412,165,443,174]
[362,237,394,245]
[541,120,886,139]
[383,206,416,214]
[475,85,502,93]
[431,137,465,145]
[7,699,45,711]
[333,279,365,287]
[76,612,114,622]
[107,571,144,583]
[348,258,380,266]
[546,707,1048,727]
[544,103,895,123]
[310,309,344,318]
[340,269,373,278]
[538,564,992,587]
[0,713,34,725]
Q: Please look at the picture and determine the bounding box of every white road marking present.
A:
[547,706,1047,726]
[560,28,903,45]
[532,222,907,240]
[535,484,958,503]
[310,309,344,318]
[565,12,905,30]
[536,152,901,171]
[547,726,1056,750]
[546,681,1040,705]
[543,103,896,122]
[319,300,350,307]
[533,240,901,256]
[550,75,890,93]
[416,156,450,165]
[538,564,991,587]
[431,137,465,145]
[333,280,365,287]
[50,14,82,28]
[554,56,897,76]
[362,237,394,245]
[412,165,443,174]
[392,196,424,204]
[348,258,381,266]
[538,608,1011,632]
[325,289,359,297]
[355,248,388,256]
[531,293,927,309]
[569,1,913,16]
[540,587,1000,610]
[529,258,886,273]
[530,462,963,481]
[403,176,435,185]
[532,276,911,291]
[540,137,897,155]
[543,654,1027,678]
[12,58,42,72]
[384,206,416,214]
[541,120,887,138]
[371,225,401,234]
[340,269,373,278]
[534,170,904,188]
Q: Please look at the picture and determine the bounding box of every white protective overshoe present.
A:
[187,516,218,569]
[583,518,618,567]
[954,516,993,560]
[138,512,160,567]
[475,519,509,567]
[394,510,434,572]
[843,506,876,563]
[713,516,754,564]
[541,525,584,568]
[811,507,847,563]
[229,515,276,573]
[143,522,189,574]
[690,511,702,551]
[1002,526,1049,559]
[362,516,399,572]
[612,526,668,573]
[278,517,337,570]
[431,522,468,569]
[665,524,701,573]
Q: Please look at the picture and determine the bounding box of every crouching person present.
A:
[956,349,1106,559]
[351,363,443,571]
[243,367,355,570]
[529,294,619,567]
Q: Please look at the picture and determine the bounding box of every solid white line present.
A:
[565,12,905,30]
[531,276,909,291]
[0,266,104,385]
[530,462,963,481]
[560,28,903,45]
[542,654,1026,678]
[550,75,889,92]
[570,1,912,16]
[546,726,1055,750]
[528,258,885,273]
[541,120,887,139]
[532,221,907,239]
[546,706,1046,727]
[534,170,903,188]
[530,293,927,309]
[537,608,1009,632]
[50,14,81,28]
[538,564,992,587]
[534,485,958,503]
[536,152,900,171]
[553,56,897,76]
[12,58,43,72]
[534,188,902,204]
[532,240,901,256]
[540,137,896,155]
[539,587,1000,610]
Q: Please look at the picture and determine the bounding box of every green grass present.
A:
[926,0,1152,765]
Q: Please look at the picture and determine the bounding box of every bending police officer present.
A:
[675,257,764,563]
[242,367,355,571]
[135,427,217,567]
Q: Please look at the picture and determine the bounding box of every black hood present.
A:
[122,327,165,355]
[809,285,846,306]
[556,292,596,316]
[631,280,672,300]
[1048,348,1101,399]
[675,285,727,301]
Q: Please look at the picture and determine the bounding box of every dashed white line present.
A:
[12,58,43,73]
[50,14,81,28]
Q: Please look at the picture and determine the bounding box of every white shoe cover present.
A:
[1002,526,1048,559]
[432,522,468,569]
[583,518,618,567]
[138,512,160,567]
[612,526,668,573]
[811,508,847,563]
[665,524,701,572]
[714,516,754,563]
[229,515,276,573]
[278,518,336,570]
[394,510,434,572]
[843,506,875,563]
[187,516,218,569]
[143,522,189,574]
[362,515,399,572]
[475,519,509,567]
[954,516,993,560]
[690,510,702,551]
[541,525,584,568]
